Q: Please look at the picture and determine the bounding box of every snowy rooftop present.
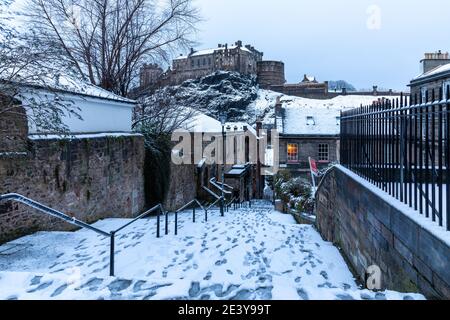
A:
[174,45,252,61]
[185,111,257,136]
[412,63,450,81]
[185,112,222,133]
[3,69,135,104]
[278,95,393,136]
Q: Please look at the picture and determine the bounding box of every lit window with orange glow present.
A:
[287,143,299,162]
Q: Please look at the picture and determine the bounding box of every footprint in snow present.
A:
[203,272,212,281]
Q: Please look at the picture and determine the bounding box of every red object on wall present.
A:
[309,157,319,176]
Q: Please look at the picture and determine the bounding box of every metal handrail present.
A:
[0,193,167,277]
[0,193,109,237]
[207,197,223,211]
[210,181,233,195]
[114,204,164,234]
[174,199,207,235]
[210,178,234,191]
[202,186,221,200]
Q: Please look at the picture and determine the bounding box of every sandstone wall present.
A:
[316,165,450,299]
[1,99,145,243]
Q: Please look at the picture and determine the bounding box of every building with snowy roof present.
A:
[274,94,389,175]
[168,41,263,86]
[1,67,138,135]
[6,74,138,135]
[409,51,450,101]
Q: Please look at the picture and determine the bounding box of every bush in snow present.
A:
[275,172,315,214]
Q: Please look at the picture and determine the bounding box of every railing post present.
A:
[175,211,178,236]
[193,206,196,223]
[157,207,161,238]
[205,209,208,222]
[109,231,116,277]
[220,197,224,217]
[165,210,169,235]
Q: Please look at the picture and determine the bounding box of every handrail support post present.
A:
[109,231,116,277]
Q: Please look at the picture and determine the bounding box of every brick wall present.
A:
[316,165,450,299]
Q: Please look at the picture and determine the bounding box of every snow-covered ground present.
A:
[0,202,424,300]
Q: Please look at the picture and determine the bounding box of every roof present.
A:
[2,70,136,104]
[174,45,252,61]
[279,95,392,136]
[411,63,450,83]
[186,112,222,132]
[224,122,257,136]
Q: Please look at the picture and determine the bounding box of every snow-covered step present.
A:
[0,206,426,300]
[0,271,175,300]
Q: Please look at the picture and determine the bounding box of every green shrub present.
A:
[275,173,314,214]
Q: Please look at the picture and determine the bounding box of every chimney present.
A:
[190,48,195,55]
[373,85,378,96]
[342,87,347,95]
[256,120,262,137]
[275,96,282,118]
[236,40,242,47]
[421,51,450,74]
[218,44,222,48]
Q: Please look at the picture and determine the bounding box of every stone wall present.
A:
[316,165,450,299]
[0,133,146,244]
[0,97,28,154]
[410,76,450,100]
[257,61,285,89]
[164,162,198,212]
[279,137,339,171]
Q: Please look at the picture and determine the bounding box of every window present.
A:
[203,58,206,66]
[421,87,427,103]
[287,143,299,162]
[318,144,329,161]
[306,116,315,126]
[208,58,212,65]
[336,116,341,126]
[197,59,200,67]
[443,81,450,99]
[191,59,194,68]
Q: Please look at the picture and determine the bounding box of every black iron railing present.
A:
[341,89,450,231]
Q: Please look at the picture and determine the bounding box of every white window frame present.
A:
[287,143,299,163]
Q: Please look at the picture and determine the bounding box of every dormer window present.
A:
[306,116,315,126]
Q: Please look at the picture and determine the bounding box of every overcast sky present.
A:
[192,0,450,91]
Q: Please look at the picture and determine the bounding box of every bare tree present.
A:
[133,90,198,139]
[0,0,81,134]
[25,0,200,97]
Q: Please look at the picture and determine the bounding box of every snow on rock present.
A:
[145,71,258,123]
[140,71,398,134]
[0,202,425,300]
